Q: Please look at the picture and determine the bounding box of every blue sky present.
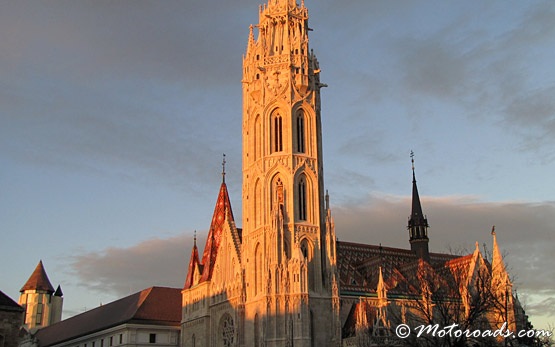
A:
[1,0,554,330]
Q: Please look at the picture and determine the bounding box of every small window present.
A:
[110,337,113,346]
[101,339,104,347]
[36,303,43,325]
[149,334,156,344]
[119,335,123,344]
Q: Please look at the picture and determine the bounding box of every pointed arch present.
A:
[254,313,260,347]
[254,114,262,160]
[270,109,283,153]
[254,242,262,295]
[254,178,262,227]
[296,109,305,153]
[297,174,307,221]
[300,238,315,292]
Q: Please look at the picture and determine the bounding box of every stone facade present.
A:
[0,291,24,347]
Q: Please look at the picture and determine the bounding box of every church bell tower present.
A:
[241,0,340,345]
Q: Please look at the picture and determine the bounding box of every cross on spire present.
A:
[222,153,226,183]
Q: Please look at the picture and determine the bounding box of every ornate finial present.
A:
[410,150,415,171]
[491,225,496,236]
[325,189,330,210]
[222,153,226,183]
[194,230,197,247]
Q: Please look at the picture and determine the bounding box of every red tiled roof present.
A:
[199,181,236,282]
[20,260,55,294]
[34,287,181,347]
[183,242,200,289]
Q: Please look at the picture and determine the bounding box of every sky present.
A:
[1,0,554,331]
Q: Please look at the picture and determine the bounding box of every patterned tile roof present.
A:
[20,260,55,294]
[34,287,181,347]
[337,241,460,297]
[199,181,237,282]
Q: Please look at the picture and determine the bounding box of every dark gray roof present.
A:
[0,290,23,312]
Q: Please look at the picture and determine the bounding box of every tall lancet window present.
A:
[298,175,307,221]
[254,115,261,160]
[271,111,283,153]
[296,110,305,153]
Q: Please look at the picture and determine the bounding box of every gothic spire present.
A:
[408,151,430,261]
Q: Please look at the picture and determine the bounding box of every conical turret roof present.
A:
[20,260,55,294]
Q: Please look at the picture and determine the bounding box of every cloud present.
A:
[68,233,200,297]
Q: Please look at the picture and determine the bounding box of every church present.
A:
[180,0,528,346]
[15,0,531,346]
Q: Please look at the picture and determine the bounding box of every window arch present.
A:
[296,110,305,153]
[254,243,262,295]
[300,238,315,291]
[271,110,283,153]
[254,313,260,347]
[298,175,307,221]
[254,115,261,160]
[219,313,235,347]
[254,179,261,227]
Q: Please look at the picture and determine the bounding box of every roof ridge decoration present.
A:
[20,260,55,293]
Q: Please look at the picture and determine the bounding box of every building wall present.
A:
[0,307,24,347]
[21,324,180,347]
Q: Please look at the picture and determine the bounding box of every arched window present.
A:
[271,111,283,153]
[254,179,261,227]
[254,243,262,295]
[191,334,196,347]
[296,110,305,153]
[300,239,314,291]
[254,115,261,160]
[298,176,307,221]
[254,314,260,347]
[219,313,235,347]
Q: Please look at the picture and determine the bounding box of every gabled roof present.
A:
[0,290,23,312]
[20,260,55,294]
[199,181,237,282]
[34,287,181,347]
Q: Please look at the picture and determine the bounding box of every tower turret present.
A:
[19,260,63,331]
[408,152,430,261]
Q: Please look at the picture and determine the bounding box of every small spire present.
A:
[491,225,496,236]
[410,150,416,181]
[221,153,227,183]
[193,230,197,247]
[325,189,330,210]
